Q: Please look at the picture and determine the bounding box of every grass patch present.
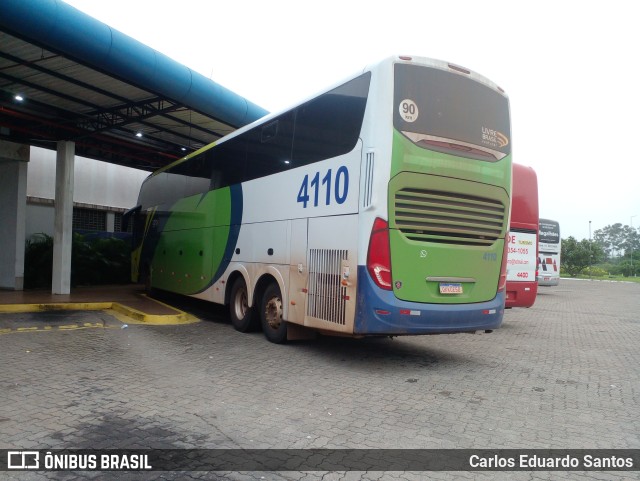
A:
[564,274,640,283]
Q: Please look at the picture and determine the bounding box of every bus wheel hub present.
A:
[265,297,283,330]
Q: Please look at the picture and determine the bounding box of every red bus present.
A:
[505,163,539,308]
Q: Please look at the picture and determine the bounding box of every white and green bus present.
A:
[127,55,512,343]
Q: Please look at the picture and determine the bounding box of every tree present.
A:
[561,236,605,277]
[594,223,640,260]
[622,226,640,259]
[618,260,635,277]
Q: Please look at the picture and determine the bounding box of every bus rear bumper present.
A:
[354,266,505,335]
[537,277,560,287]
[505,280,538,308]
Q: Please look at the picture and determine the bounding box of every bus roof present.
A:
[150,55,509,178]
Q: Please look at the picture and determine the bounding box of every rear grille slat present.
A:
[396,189,504,212]
[395,219,504,236]
[395,201,504,221]
[395,212,504,229]
[400,232,494,246]
[394,188,506,245]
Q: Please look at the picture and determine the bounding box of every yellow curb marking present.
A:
[0,296,200,334]
[1,323,119,336]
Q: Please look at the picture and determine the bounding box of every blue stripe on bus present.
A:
[197,183,244,293]
[354,266,504,335]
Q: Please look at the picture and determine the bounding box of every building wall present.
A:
[26,147,150,238]
[25,202,55,238]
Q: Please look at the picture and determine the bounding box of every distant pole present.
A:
[632,215,637,277]
[589,221,592,279]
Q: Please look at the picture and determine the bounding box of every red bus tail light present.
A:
[367,218,392,290]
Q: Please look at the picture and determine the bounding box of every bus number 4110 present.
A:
[297,166,349,208]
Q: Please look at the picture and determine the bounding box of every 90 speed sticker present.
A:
[399,99,418,122]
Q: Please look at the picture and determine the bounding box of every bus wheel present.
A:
[229,277,257,332]
[260,283,287,344]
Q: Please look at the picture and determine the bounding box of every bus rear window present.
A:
[394,63,511,161]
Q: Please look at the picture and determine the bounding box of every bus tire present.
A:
[229,277,258,332]
[260,283,287,344]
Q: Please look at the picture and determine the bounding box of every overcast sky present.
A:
[63,0,640,240]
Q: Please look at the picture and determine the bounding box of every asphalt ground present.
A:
[1,279,639,480]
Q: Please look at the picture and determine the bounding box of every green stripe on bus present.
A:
[151,188,233,295]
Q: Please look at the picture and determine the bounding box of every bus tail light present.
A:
[367,217,392,290]
[498,241,509,292]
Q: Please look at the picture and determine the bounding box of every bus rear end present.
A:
[537,219,561,286]
[506,163,539,308]
[356,57,511,335]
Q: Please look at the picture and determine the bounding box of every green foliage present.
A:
[24,233,54,289]
[617,260,637,277]
[581,266,608,277]
[561,236,605,277]
[573,259,639,279]
[561,230,640,278]
[24,233,131,289]
[596,262,617,275]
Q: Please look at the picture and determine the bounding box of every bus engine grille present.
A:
[393,188,506,246]
[307,249,348,325]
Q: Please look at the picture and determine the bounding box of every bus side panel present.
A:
[148,187,237,295]
[288,218,308,326]
[240,150,361,225]
[304,215,358,334]
[234,221,290,265]
[232,219,292,318]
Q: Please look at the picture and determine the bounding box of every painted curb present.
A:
[0,299,199,325]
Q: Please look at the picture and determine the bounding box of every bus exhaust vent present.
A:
[307,249,348,325]
[394,188,506,245]
[362,151,375,208]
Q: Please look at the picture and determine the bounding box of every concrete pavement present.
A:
[0,279,639,480]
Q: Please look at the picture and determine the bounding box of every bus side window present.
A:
[261,121,278,143]
[213,136,247,188]
[245,112,294,181]
[185,156,212,196]
[165,171,187,205]
[292,73,370,166]
[210,169,223,190]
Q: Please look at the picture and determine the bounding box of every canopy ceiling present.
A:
[0,0,268,171]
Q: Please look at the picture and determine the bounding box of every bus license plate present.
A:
[439,283,463,294]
